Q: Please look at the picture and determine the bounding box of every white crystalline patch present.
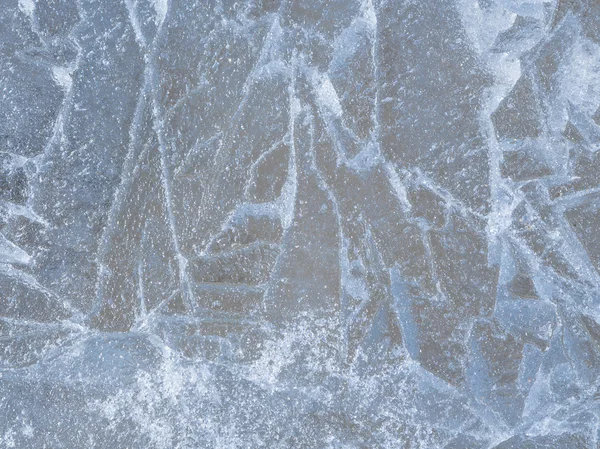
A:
[18,0,35,17]
[1,201,48,226]
[348,140,382,171]
[0,154,27,171]
[256,17,285,68]
[500,0,546,19]
[456,0,517,53]
[152,0,168,27]
[360,0,377,27]
[89,354,216,449]
[0,235,31,265]
[52,67,72,91]
[277,135,297,230]
[487,186,519,237]
[560,38,600,116]
[566,102,600,151]
[341,253,369,302]
[315,76,343,118]
[21,425,33,439]
[2,429,16,448]
[384,162,412,212]
[253,60,288,83]
[329,18,371,77]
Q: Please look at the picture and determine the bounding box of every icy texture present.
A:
[1,0,600,447]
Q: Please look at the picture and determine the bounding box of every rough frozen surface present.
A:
[1,0,600,447]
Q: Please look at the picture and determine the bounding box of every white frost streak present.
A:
[315,76,343,118]
[124,0,148,48]
[279,93,299,231]
[0,235,31,266]
[152,0,168,27]
[384,163,412,212]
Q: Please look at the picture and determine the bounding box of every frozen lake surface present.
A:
[2,0,600,447]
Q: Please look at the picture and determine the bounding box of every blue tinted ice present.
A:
[1,0,600,447]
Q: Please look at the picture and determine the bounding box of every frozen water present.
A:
[1,0,600,447]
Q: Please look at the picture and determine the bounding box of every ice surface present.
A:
[1,0,600,447]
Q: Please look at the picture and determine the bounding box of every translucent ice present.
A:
[2,0,600,447]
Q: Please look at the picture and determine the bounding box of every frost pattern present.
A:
[2,0,600,447]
